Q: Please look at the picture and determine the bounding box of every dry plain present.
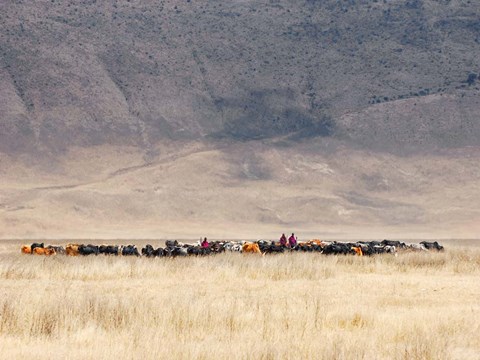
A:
[0,239,479,360]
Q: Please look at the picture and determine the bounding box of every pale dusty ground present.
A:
[0,240,479,359]
[1,143,480,240]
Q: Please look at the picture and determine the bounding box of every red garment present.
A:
[201,240,209,248]
[288,235,297,247]
[280,234,287,246]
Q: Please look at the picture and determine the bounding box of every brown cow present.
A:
[33,247,56,255]
[352,246,363,256]
[308,239,325,247]
[242,242,262,254]
[21,245,32,254]
[66,244,80,256]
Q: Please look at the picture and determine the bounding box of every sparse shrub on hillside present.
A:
[467,72,477,85]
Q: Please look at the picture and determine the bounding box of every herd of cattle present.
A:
[20,239,445,257]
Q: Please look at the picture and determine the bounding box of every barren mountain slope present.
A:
[1,0,480,153]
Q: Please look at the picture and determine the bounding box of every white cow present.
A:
[406,243,428,252]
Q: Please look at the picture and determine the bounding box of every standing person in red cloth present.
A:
[279,233,287,246]
[201,237,210,248]
[288,233,297,248]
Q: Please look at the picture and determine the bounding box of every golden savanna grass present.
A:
[1,240,480,359]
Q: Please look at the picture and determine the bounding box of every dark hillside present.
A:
[1,0,480,153]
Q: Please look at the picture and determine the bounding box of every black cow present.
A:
[420,241,444,251]
[294,243,314,252]
[79,244,99,256]
[381,239,406,249]
[164,246,188,257]
[30,242,44,254]
[174,246,188,257]
[154,247,165,257]
[164,247,173,257]
[99,245,119,256]
[142,244,155,257]
[210,241,225,254]
[165,240,179,248]
[122,245,140,256]
[311,244,323,252]
[358,244,375,256]
[256,241,278,254]
[360,241,391,255]
[269,243,285,254]
[187,246,211,256]
[322,243,352,255]
[258,241,270,253]
[258,241,285,254]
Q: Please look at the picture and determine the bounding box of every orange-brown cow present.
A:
[308,239,325,247]
[352,246,363,256]
[33,247,56,255]
[21,245,32,254]
[242,242,262,254]
[66,244,80,256]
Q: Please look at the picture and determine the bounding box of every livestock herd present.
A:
[20,239,445,257]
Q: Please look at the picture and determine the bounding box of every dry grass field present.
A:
[1,240,480,359]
